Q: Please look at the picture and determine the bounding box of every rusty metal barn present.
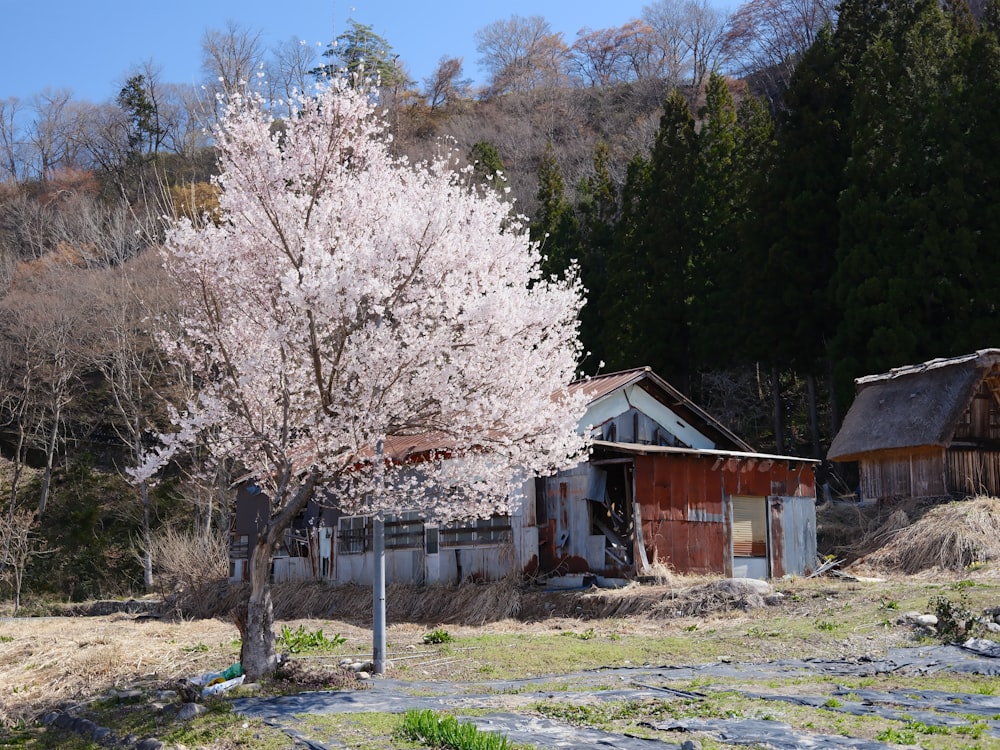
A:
[828,349,1000,502]
[536,368,817,581]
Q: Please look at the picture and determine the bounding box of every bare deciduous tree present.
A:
[27,88,77,180]
[0,510,50,614]
[682,0,732,88]
[571,21,655,86]
[201,21,266,104]
[723,0,837,93]
[91,252,179,589]
[642,0,697,84]
[475,15,570,96]
[0,98,27,183]
[265,37,319,104]
[423,56,471,110]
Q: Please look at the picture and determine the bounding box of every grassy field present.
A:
[3,572,1000,748]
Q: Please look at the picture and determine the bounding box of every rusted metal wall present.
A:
[768,495,817,578]
[635,454,816,577]
[537,465,594,575]
[635,454,725,574]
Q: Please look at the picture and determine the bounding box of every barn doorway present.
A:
[731,495,769,579]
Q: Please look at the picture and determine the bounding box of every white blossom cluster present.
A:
[137,80,588,523]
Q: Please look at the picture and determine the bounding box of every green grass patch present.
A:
[277,624,346,654]
[397,709,525,750]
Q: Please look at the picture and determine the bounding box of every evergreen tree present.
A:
[116,74,163,157]
[742,25,847,378]
[313,20,408,89]
[603,90,699,389]
[690,74,740,370]
[833,0,973,385]
[530,142,579,280]
[575,141,619,373]
[468,141,507,192]
[950,8,1000,347]
[601,152,650,374]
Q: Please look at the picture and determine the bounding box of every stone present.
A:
[92,727,113,742]
[177,702,209,721]
[53,713,75,729]
[356,671,371,680]
[156,690,178,701]
[41,712,60,726]
[134,739,164,750]
[117,689,144,702]
[681,740,703,750]
[717,578,773,596]
[763,593,785,606]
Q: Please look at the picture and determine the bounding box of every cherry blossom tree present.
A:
[137,80,588,679]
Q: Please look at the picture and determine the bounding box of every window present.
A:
[425,525,439,555]
[230,534,249,559]
[440,515,512,547]
[338,515,370,554]
[384,511,424,549]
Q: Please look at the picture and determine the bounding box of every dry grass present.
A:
[0,614,242,726]
[852,496,1000,575]
[5,572,1000,730]
[0,575,762,727]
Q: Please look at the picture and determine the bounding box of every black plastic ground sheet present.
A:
[232,642,1000,749]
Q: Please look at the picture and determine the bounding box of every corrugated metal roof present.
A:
[566,367,651,401]
[568,367,754,452]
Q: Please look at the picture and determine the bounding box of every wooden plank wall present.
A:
[946,448,1000,497]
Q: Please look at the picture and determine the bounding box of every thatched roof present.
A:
[828,349,1000,462]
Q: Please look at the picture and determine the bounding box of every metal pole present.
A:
[372,513,386,675]
[372,439,386,676]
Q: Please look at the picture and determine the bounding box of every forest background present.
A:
[0,0,998,603]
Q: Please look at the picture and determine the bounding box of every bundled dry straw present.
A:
[854,496,1000,574]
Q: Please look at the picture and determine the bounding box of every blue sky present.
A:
[0,0,670,104]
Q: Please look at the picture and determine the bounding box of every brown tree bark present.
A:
[241,535,278,679]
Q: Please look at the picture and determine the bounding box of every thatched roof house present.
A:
[828,349,1000,501]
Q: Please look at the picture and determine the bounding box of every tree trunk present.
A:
[36,400,61,519]
[140,478,153,590]
[807,373,820,459]
[771,366,785,454]
[241,536,277,679]
[238,472,318,680]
